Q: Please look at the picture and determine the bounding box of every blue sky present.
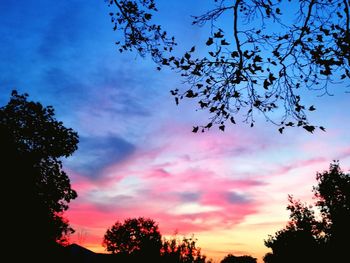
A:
[1,1,349,262]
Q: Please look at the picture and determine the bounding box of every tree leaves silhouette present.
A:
[0,91,78,259]
[161,235,207,263]
[107,0,349,133]
[103,217,162,258]
[264,161,350,263]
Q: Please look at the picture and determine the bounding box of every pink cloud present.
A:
[67,162,263,247]
[64,120,298,255]
[272,157,327,176]
[337,147,350,160]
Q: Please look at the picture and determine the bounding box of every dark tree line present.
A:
[103,217,257,263]
[107,0,349,133]
[0,91,78,261]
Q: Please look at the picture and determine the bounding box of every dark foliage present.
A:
[103,217,162,259]
[107,0,349,133]
[0,91,78,260]
[313,161,350,254]
[264,161,350,263]
[161,235,207,263]
[103,219,212,263]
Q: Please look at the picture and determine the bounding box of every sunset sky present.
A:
[0,1,349,262]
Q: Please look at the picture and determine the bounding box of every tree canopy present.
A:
[103,218,213,262]
[0,91,78,258]
[103,217,162,257]
[264,161,350,263]
[107,0,349,133]
[161,235,207,263]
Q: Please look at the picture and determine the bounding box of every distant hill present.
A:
[64,243,163,263]
[65,244,97,263]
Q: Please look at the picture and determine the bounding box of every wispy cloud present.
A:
[67,124,268,247]
[65,135,135,178]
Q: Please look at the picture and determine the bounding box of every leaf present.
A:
[231,51,239,58]
[219,124,225,131]
[309,105,316,111]
[220,39,230,45]
[230,117,236,124]
[192,126,199,133]
[206,37,214,46]
[184,53,191,60]
[209,106,217,112]
[214,31,224,38]
[144,13,152,20]
[268,73,277,82]
[253,55,262,63]
[185,90,196,98]
[278,127,284,134]
[263,79,270,89]
[199,101,208,108]
[243,50,253,59]
[232,91,240,98]
[205,122,213,129]
[272,50,280,57]
[320,126,326,132]
[190,46,195,52]
[170,90,178,95]
[303,125,315,133]
[162,58,169,65]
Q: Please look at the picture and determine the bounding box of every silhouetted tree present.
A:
[221,254,257,263]
[313,161,350,258]
[0,91,78,260]
[103,217,162,260]
[264,161,350,263]
[107,0,349,133]
[161,235,207,263]
[262,253,274,263]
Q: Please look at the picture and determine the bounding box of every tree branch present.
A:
[344,0,350,35]
[233,0,243,69]
[280,0,316,64]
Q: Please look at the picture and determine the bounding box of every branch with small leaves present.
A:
[107,0,176,63]
[107,0,350,134]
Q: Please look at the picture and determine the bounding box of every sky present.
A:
[0,1,349,262]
